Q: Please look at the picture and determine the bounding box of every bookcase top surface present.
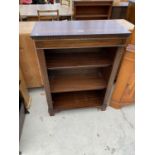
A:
[31,20,131,39]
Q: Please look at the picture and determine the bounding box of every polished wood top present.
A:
[20,19,134,35]
[116,19,134,31]
[31,20,131,39]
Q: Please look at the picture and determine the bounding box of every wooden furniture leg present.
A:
[36,49,54,116]
[102,47,124,110]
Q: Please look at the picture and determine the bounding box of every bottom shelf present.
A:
[52,90,105,111]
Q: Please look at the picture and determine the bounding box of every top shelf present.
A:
[46,52,113,70]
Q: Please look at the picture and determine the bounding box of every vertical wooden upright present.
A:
[102,47,124,110]
[36,49,54,115]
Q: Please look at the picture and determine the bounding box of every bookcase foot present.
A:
[101,104,107,111]
[48,109,55,116]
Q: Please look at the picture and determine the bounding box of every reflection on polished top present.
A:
[31,20,131,39]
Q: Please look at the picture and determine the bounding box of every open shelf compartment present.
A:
[45,47,115,70]
[52,90,106,111]
[48,68,111,93]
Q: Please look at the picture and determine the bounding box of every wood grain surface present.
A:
[19,22,43,88]
[110,29,135,108]
[49,70,107,93]
[110,45,135,108]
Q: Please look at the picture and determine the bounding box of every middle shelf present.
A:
[49,68,110,93]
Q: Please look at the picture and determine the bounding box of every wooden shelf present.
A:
[75,15,109,18]
[49,71,107,93]
[53,90,105,111]
[46,52,112,70]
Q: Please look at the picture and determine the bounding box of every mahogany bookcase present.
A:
[31,20,130,116]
